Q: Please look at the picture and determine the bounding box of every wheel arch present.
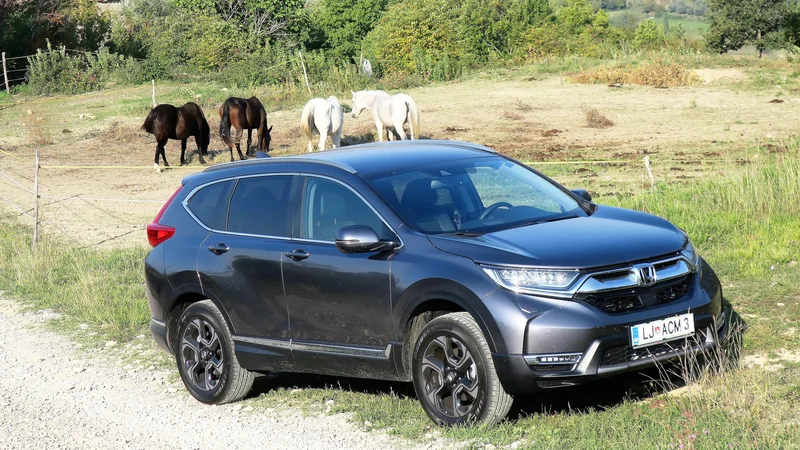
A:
[165,286,235,352]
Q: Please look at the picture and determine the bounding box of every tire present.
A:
[175,300,254,404]
[411,312,513,426]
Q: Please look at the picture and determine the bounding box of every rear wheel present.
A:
[411,312,513,425]
[176,300,254,404]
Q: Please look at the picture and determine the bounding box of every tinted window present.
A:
[228,176,293,237]
[300,177,392,242]
[366,156,584,235]
[186,180,234,230]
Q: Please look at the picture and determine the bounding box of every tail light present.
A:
[147,186,183,247]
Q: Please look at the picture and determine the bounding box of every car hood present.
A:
[427,205,686,269]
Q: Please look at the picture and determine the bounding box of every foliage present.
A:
[310,0,388,60]
[560,0,595,31]
[706,0,791,56]
[26,42,103,95]
[633,19,666,50]
[570,60,701,87]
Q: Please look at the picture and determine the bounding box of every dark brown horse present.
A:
[141,102,210,170]
[219,96,272,161]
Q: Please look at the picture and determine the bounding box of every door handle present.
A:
[284,249,310,261]
[207,243,230,255]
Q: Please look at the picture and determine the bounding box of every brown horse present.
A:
[141,102,210,170]
[219,96,272,161]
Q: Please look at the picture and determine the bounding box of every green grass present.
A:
[0,150,798,447]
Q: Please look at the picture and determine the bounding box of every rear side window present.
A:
[228,176,293,237]
[186,180,234,230]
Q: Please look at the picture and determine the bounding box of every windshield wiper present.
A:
[509,214,580,229]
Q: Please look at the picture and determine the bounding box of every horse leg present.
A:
[160,144,169,167]
[246,129,252,156]
[235,143,246,161]
[153,144,162,173]
[195,136,206,164]
[318,131,327,152]
[228,144,234,163]
[376,121,384,142]
[180,139,187,166]
[331,129,341,149]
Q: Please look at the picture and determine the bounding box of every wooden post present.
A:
[2,52,9,94]
[644,155,656,191]
[298,51,312,96]
[32,148,40,247]
[151,79,157,107]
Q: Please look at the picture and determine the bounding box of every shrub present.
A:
[570,61,701,87]
[633,19,665,50]
[26,42,102,95]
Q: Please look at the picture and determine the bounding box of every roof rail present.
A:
[202,154,358,174]
[343,139,497,154]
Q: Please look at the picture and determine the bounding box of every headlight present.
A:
[481,266,581,292]
[680,237,700,269]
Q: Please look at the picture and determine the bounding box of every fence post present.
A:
[298,50,312,96]
[2,52,9,94]
[644,155,656,191]
[32,148,40,247]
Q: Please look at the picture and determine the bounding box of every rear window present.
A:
[227,176,293,237]
[186,180,234,230]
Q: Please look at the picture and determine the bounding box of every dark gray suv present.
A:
[144,140,725,425]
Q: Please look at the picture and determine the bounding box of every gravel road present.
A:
[0,299,432,450]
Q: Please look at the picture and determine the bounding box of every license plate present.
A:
[630,313,695,349]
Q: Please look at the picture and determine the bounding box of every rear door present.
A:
[194,174,297,372]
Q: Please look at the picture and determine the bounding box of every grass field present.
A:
[1,56,799,447]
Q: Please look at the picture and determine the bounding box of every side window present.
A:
[227,176,293,237]
[300,178,393,242]
[186,180,234,230]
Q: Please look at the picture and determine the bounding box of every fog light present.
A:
[524,352,583,365]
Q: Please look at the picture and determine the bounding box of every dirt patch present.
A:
[694,68,745,83]
[442,126,469,133]
[542,129,562,137]
[769,99,785,104]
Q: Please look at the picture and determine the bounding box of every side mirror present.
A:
[571,189,592,202]
[335,225,397,254]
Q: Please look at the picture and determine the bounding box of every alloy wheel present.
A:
[420,334,480,418]
[181,318,224,391]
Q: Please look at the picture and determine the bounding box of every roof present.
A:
[202,140,496,177]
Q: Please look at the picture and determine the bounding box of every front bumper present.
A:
[491,260,725,394]
[150,318,170,353]
[494,310,726,393]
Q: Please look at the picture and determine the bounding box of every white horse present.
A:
[351,90,419,141]
[300,96,344,152]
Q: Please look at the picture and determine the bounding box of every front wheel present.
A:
[411,312,513,426]
[175,300,254,404]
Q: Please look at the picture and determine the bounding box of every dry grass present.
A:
[584,107,615,128]
[571,61,701,88]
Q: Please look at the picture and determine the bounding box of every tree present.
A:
[633,18,665,49]
[313,0,388,59]
[663,11,670,35]
[706,0,790,57]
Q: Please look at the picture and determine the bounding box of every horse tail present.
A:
[407,97,420,140]
[300,101,314,141]
[141,106,159,134]
[219,101,232,146]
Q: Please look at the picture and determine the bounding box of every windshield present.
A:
[366,156,586,235]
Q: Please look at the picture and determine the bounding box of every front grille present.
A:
[578,275,691,314]
[600,332,703,366]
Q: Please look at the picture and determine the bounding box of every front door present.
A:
[282,175,398,378]
[196,174,296,371]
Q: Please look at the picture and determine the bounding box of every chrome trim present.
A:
[576,259,691,294]
[232,335,292,350]
[292,341,392,359]
[479,255,694,299]
[232,335,391,360]
[181,173,404,249]
[523,352,583,366]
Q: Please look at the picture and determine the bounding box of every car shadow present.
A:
[246,302,746,422]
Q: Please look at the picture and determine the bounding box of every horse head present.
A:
[351,91,367,119]
[264,125,273,152]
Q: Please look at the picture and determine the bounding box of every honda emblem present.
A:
[629,263,657,286]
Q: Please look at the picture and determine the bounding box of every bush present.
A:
[26,42,102,95]
[570,60,701,87]
[633,19,665,50]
